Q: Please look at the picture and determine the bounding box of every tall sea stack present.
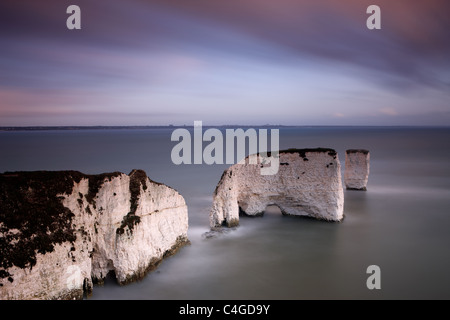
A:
[344,149,370,191]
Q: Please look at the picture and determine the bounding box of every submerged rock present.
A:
[344,149,370,191]
[210,148,344,228]
[0,170,188,299]
[202,226,238,239]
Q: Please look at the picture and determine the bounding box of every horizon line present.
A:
[1,124,450,131]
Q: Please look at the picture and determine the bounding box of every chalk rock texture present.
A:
[344,149,370,191]
[0,170,188,300]
[210,149,344,228]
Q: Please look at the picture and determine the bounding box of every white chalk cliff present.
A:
[344,149,370,190]
[210,149,344,227]
[0,170,188,300]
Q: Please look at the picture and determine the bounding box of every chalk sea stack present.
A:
[0,170,188,300]
[344,149,370,191]
[210,148,344,228]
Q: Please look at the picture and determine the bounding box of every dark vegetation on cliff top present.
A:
[281,148,337,159]
[346,149,369,155]
[0,171,121,280]
[252,148,337,159]
[116,169,148,236]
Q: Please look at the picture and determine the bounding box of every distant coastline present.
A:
[1,125,448,131]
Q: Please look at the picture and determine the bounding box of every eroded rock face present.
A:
[210,149,344,228]
[0,170,188,300]
[344,149,370,191]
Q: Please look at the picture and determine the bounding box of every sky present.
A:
[0,0,449,126]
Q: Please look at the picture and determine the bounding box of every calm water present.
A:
[1,127,450,299]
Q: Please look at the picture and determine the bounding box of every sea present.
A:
[1,126,450,299]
